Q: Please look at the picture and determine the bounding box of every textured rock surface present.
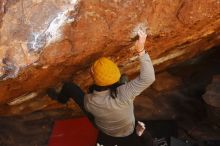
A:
[152,72,182,91]
[0,0,220,115]
[203,75,220,108]
[135,47,220,120]
[135,48,220,139]
[203,75,220,127]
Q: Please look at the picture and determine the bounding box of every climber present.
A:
[47,29,155,146]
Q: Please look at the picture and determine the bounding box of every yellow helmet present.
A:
[91,57,121,86]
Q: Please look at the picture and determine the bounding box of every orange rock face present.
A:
[0,0,220,115]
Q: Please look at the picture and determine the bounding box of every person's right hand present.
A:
[136,121,146,136]
[134,29,147,54]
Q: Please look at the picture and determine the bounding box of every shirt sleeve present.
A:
[117,52,155,103]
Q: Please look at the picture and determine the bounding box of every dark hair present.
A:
[88,82,124,99]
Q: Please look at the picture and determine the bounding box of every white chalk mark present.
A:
[152,50,186,65]
[7,92,38,105]
[131,22,148,38]
[29,0,79,52]
[128,49,186,66]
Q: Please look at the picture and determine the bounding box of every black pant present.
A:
[56,82,95,124]
[97,128,153,146]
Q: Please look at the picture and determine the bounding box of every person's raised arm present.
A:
[117,30,155,103]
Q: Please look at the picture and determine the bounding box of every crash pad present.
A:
[48,117,98,146]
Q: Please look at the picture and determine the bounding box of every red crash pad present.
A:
[48,117,99,146]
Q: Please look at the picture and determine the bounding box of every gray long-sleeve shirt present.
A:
[84,53,155,137]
